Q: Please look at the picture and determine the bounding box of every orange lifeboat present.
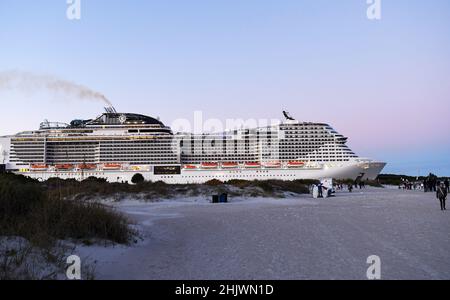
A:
[287,161,305,168]
[222,162,239,169]
[183,164,198,170]
[244,162,261,168]
[77,163,97,170]
[263,162,281,168]
[103,163,122,170]
[55,164,74,170]
[31,164,48,171]
[201,162,218,169]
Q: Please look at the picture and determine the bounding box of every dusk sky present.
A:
[0,0,449,175]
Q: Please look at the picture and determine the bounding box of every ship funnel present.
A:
[104,106,117,114]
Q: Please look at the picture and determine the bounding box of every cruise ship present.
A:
[0,108,386,184]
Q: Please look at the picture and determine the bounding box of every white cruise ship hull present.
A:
[14,161,386,184]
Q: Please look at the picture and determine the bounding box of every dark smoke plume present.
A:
[0,70,112,106]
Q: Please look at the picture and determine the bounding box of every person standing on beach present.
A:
[445,178,449,193]
[318,183,323,198]
[437,183,447,211]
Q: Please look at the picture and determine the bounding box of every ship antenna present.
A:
[283,111,295,121]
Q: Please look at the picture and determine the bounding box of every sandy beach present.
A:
[76,188,450,280]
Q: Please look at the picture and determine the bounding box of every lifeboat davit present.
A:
[77,163,97,170]
[244,162,261,168]
[183,164,198,170]
[222,162,239,169]
[263,162,281,168]
[55,164,74,170]
[103,163,122,170]
[31,164,48,171]
[201,162,218,169]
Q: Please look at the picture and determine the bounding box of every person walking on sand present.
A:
[445,178,449,193]
[437,183,447,211]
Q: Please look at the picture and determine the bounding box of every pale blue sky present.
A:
[0,0,449,175]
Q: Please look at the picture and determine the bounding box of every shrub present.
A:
[131,173,145,184]
[0,173,134,246]
[37,196,133,244]
[83,176,108,183]
[0,175,44,220]
[252,180,274,192]
[225,179,251,188]
[205,179,223,186]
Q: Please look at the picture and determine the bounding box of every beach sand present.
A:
[76,188,450,280]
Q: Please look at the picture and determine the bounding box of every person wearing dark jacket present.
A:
[318,183,323,198]
[437,183,447,211]
[445,178,450,193]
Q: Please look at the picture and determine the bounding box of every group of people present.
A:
[314,175,449,211]
[400,175,448,211]
[311,182,331,198]
[335,181,366,192]
[399,181,421,190]
[424,177,439,192]
[423,176,448,211]
[399,176,449,191]
[422,174,449,193]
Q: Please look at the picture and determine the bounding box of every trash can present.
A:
[212,195,219,203]
[219,193,228,203]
